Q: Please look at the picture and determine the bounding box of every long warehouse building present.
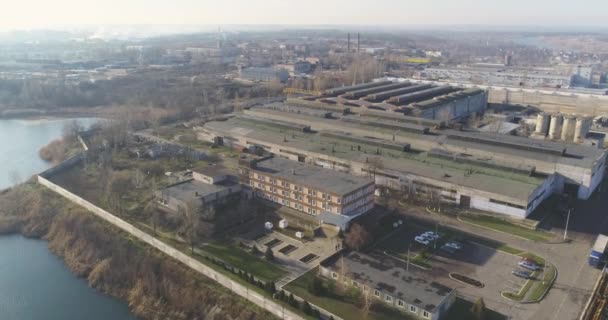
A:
[196,107,606,218]
[289,80,488,121]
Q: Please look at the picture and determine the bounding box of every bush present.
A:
[301,301,313,315]
[251,245,261,255]
[276,290,286,301]
[307,276,326,296]
[265,247,274,261]
[265,281,276,295]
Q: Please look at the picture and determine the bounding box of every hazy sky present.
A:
[1,0,607,30]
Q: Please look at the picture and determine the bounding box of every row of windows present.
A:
[489,198,526,210]
[253,182,336,211]
[330,272,431,319]
[258,192,321,215]
[252,173,341,203]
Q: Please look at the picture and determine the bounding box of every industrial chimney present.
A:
[347,33,351,52]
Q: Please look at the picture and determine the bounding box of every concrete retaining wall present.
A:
[38,154,84,178]
[37,175,305,320]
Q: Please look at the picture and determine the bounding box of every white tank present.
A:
[535,113,551,135]
[561,115,576,141]
[548,114,563,140]
[574,117,592,143]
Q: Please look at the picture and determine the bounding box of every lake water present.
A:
[0,118,136,320]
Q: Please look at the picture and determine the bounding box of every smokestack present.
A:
[347,33,351,52]
[357,33,360,53]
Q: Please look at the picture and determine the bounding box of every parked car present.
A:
[415,236,430,245]
[445,241,462,250]
[520,257,537,265]
[518,260,540,271]
[440,244,457,254]
[422,232,440,240]
[512,269,533,279]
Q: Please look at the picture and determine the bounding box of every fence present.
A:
[37,175,304,320]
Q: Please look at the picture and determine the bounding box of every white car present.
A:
[422,232,440,240]
[414,236,430,245]
[518,260,540,271]
[445,241,462,250]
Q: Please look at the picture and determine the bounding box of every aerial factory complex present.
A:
[198,80,607,220]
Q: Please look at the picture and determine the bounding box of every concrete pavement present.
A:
[390,197,606,320]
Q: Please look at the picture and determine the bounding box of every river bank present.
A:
[0,234,135,320]
[0,182,275,320]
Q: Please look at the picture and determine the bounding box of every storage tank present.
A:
[548,114,563,140]
[535,113,551,135]
[574,117,592,143]
[561,115,576,141]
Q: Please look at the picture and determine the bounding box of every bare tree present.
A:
[179,199,201,254]
[364,157,384,180]
[345,223,372,251]
[144,202,162,234]
[133,169,146,189]
[428,189,442,213]
[360,281,375,319]
[337,256,349,293]
[406,180,416,203]
[62,120,83,144]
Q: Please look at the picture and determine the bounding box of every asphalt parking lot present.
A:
[375,224,526,316]
[432,242,523,298]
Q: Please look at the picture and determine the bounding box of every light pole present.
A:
[407,245,411,272]
[563,209,571,241]
[434,222,438,249]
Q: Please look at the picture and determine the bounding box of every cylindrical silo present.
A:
[574,117,587,143]
[535,113,551,135]
[548,114,563,140]
[574,117,592,143]
[561,115,576,142]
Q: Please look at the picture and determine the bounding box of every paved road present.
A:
[390,184,608,320]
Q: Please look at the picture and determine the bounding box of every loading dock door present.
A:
[460,195,471,208]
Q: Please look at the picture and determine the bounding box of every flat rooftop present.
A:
[316,80,486,113]
[160,179,237,203]
[323,251,454,313]
[244,108,606,170]
[252,156,373,196]
[205,117,547,201]
[192,163,232,177]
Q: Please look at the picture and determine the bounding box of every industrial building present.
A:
[319,251,456,320]
[420,66,574,89]
[531,113,605,147]
[155,165,242,213]
[238,66,289,83]
[396,77,608,117]
[418,65,596,89]
[197,104,606,218]
[239,155,375,230]
[287,80,488,121]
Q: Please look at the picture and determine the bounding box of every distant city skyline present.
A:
[1,0,608,32]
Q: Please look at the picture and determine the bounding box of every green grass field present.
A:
[460,215,552,242]
[200,241,288,282]
[527,265,557,302]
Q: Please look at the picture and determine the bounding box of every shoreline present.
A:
[0,183,275,320]
[0,106,127,121]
